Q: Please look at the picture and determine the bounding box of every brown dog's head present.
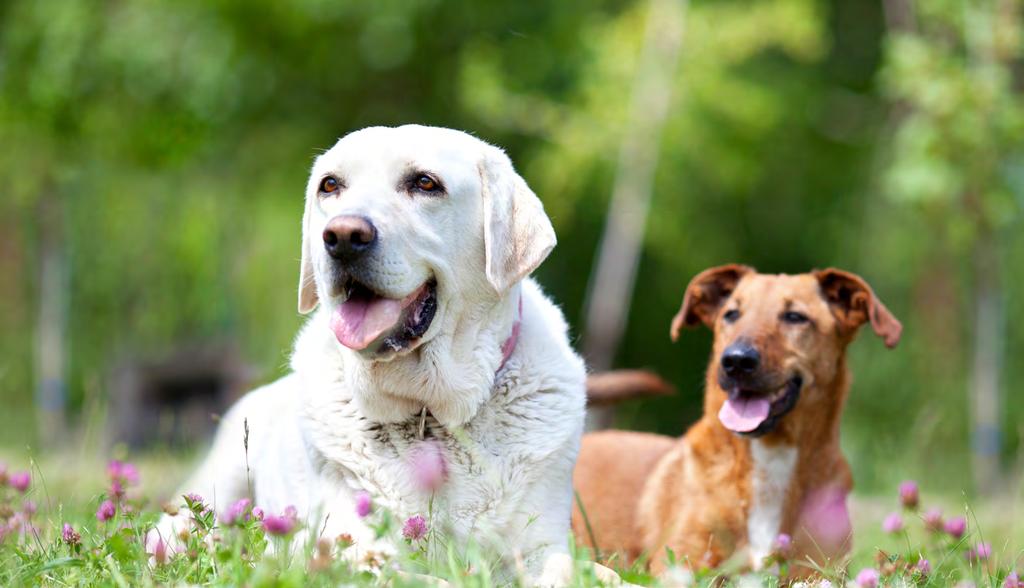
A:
[670,265,902,438]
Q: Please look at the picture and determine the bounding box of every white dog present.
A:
[150,125,587,583]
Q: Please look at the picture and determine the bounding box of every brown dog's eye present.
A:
[723,309,740,323]
[319,176,341,194]
[781,311,808,324]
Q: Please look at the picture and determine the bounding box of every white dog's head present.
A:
[298,125,555,361]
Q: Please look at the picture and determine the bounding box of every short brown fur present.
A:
[572,266,901,574]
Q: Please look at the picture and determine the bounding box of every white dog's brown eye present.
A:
[319,176,340,194]
[415,174,438,192]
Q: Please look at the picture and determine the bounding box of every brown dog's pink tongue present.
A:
[330,296,404,350]
[718,396,771,432]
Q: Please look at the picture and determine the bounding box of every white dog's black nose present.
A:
[323,215,377,260]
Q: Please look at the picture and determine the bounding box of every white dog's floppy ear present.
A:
[297,193,319,314]
[479,149,556,293]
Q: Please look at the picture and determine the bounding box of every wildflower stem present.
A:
[243,418,253,501]
[965,506,996,585]
[427,492,435,553]
[29,457,54,515]
[573,490,601,562]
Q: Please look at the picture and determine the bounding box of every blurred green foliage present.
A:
[0,0,1021,492]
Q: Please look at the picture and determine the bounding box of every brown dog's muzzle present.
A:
[716,339,802,437]
[718,339,780,392]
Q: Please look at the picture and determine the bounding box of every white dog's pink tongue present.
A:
[718,395,771,432]
[330,296,404,350]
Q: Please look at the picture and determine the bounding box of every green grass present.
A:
[0,450,1021,587]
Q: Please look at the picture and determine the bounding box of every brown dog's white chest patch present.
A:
[747,440,797,568]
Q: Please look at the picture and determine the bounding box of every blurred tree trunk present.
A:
[881,0,916,31]
[880,0,1019,495]
[36,193,68,447]
[964,0,1012,494]
[582,0,685,430]
[969,224,1003,494]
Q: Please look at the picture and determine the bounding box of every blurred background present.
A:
[0,0,1022,501]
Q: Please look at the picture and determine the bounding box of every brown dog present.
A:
[572,265,902,574]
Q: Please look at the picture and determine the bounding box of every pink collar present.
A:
[498,296,523,372]
[414,296,522,434]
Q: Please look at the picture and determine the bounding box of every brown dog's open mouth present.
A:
[718,375,802,437]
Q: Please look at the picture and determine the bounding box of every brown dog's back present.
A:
[571,430,675,562]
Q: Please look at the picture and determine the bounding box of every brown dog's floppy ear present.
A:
[297,193,319,314]
[670,264,753,341]
[479,147,556,294]
[814,268,902,348]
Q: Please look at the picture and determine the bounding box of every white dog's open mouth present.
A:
[329,278,437,352]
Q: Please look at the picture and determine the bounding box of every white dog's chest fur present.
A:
[746,440,797,568]
[220,280,586,567]
[296,370,546,536]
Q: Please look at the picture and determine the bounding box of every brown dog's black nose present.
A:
[721,342,760,377]
[323,215,377,260]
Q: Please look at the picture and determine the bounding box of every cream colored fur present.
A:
[150,125,588,585]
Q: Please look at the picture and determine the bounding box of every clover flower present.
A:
[61,523,80,546]
[799,486,851,552]
[915,558,931,575]
[1004,572,1022,588]
[9,471,30,493]
[262,516,294,535]
[882,512,904,534]
[922,508,943,532]
[945,516,967,539]
[219,498,252,526]
[310,537,334,572]
[355,491,372,518]
[966,541,992,562]
[262,505,298,536]
[96,499,116,522]
[107,460,140,485]
[152,537,168,565]
[402,514,428,541]
[183,493,212,517]
[855,567,880,588]
[898,480,919,509]
[145,530,171,565]
[410,441,448,493]
[771,533,794,559]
